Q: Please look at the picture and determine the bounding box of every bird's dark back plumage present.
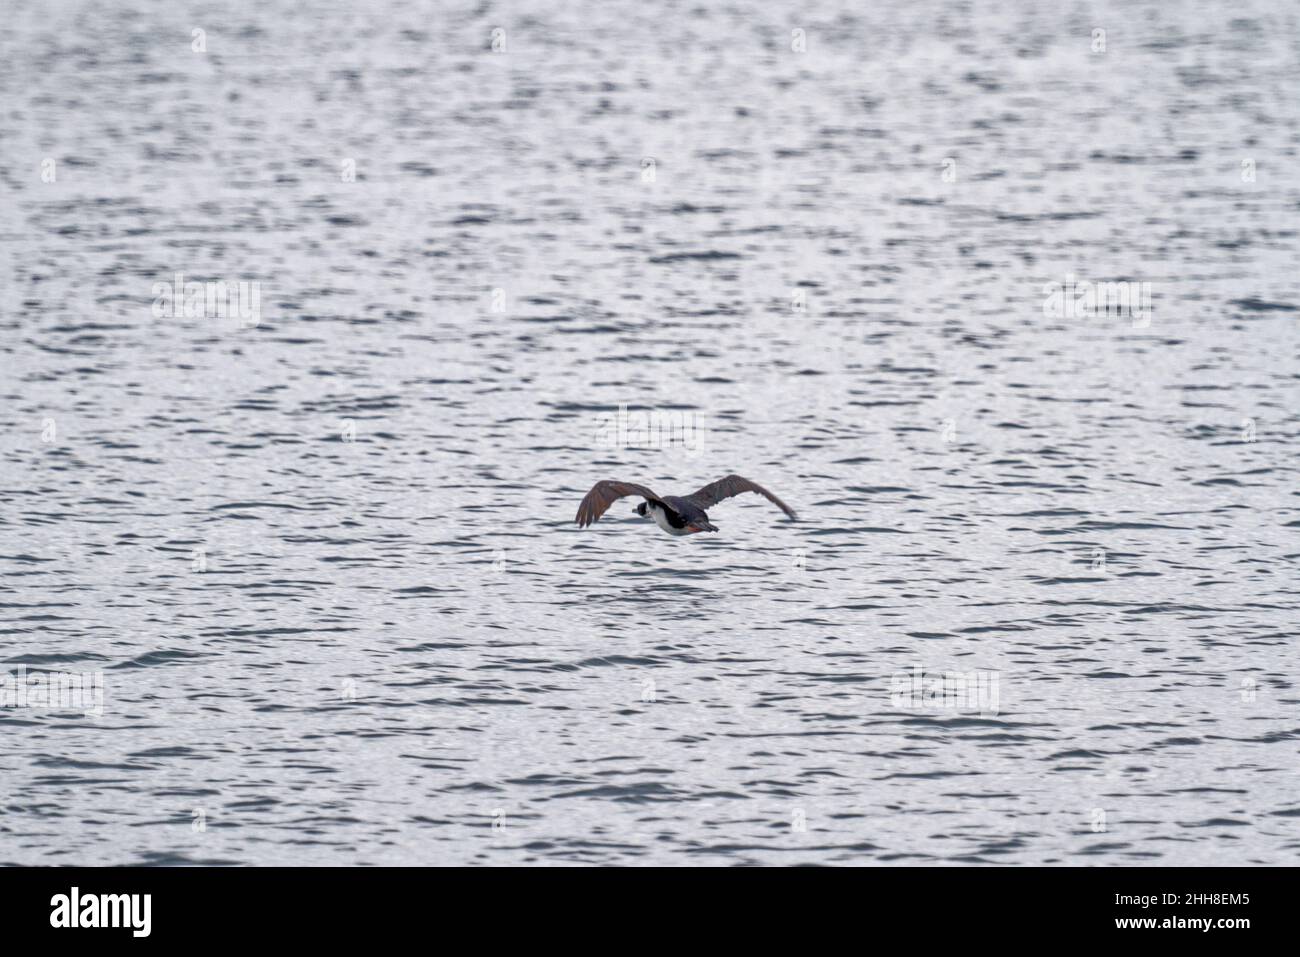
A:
[662,495,708,524]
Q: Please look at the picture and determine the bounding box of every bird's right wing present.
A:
[575,481,666,527]
[685,474,797,520]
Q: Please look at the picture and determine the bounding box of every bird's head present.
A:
[633,502,648,517]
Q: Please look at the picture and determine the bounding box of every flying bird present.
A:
[575,474,797,536]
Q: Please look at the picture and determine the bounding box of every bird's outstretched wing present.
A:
[575,481,667,527]
[685,474,797,520]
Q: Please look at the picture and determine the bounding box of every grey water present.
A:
[1,0,1298,866]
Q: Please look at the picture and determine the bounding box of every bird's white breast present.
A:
[648,502,690,536]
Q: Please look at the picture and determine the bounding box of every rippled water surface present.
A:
[1,0,1299,865]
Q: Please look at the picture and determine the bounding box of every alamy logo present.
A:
[594,403,704,455]
[1042,274,1152,326]
[152,273,261,326]
[50,887,151,937]
[0,666,103,717]
[891,666,1000,716]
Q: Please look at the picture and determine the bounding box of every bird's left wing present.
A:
[575,481,666,527]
